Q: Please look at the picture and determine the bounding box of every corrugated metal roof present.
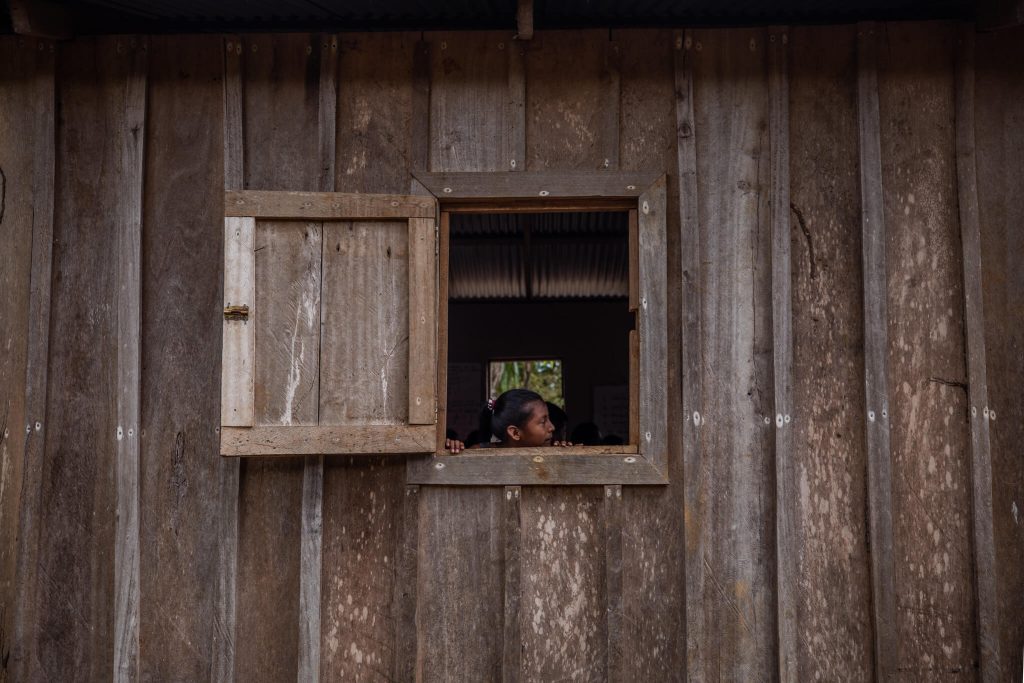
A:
[1,0,975,34]
[449,212,628,301]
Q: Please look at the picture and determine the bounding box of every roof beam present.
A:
[516,0,534,40]
[8,0,74,39]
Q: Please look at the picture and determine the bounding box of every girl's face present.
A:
[506,400,554,447]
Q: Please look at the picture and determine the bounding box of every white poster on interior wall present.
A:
[593,384,628,441]
[447,362,483,441]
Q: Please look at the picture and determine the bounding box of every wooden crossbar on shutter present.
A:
[220,190,439,456]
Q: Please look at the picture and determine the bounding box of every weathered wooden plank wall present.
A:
[1,21,1023,683]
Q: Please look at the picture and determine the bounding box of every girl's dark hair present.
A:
[490,389,545,442]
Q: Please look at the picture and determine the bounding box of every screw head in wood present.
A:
[35,421,42,431]
[532,455,544,463]
[693,411,700,425]
[776,414,784,427]
[645,431,651,442]
[784,415,791,424]
[764,416,771,425]
[642,201,650,214]
[443,187,452,194]
[675,36,683,50]
[498,42,505,49]
[624,456,637,463]
[441,41,447,50]
[685,36,693,50]
[510,159,517,169]
[868,410,875,422]
[539,190,550,196]
[434,461,445,469]
[990,409,996,421]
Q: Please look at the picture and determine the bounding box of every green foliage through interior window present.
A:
[488,359,564,408]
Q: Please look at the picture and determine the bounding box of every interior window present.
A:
[445,211,632,449]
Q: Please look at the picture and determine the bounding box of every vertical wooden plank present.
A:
[507,39,526,171]
[673,31,707,680]
[435,211,451,452]
[320,33,418,683]
[502,486,522,683]
[8,36,55,683]
[411,39,431,171]
[602,39,622,171]
[298,32,336,683]
[974,24,1024,678]
[392,484,420,682]
[429,31,509,173]
[418,26,505,682]
[856,22,897,682]
[955,25,1002,682]
[520,488,607,681]
[139,34,225,682]
[221,215,256,427]
[604,485,623,682]
[526,30,621,170]
[408,216,437,425]
[878,22,976,677]
[627,208,639,311]
[768,25,799,683]
[788,24,873,680]
[237,33,319,682]
[213,33,242,683]
[32,36,125,682]
[691,27,775,681]
[637,177,668,474]
[113,35,146,683]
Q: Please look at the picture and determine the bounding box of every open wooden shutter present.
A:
[220,190,438,456]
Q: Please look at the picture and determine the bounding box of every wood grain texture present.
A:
[507,40,526,171]
[318,220,409,427]
[223,425,435,456]
[32,36,124,682]
[788,24,873,680]
[236,33,319,682]
[213,34,243,683]
[411,38,431,172]
[974,24,1024,680]
[954,26,1002,682]
[502,486,522,683]
[520,487,607,681]
[674,30,709,681]
[413,170,658,200]
[112,36,146,683]
[526,30,620,170]
[407,452,665,485]
[408,217,437,424]
[322,32,420,683]
[637,177,668,474]
[221,217,255,427]
[604,485,623,681]
[690,27,775,681]
[767,25,798,683]
[878,22,976,678]
[138,35,225,682]
[225,189,434,218]
[856,23,898,682]
[429,31,509,173]
[5,36,55,683]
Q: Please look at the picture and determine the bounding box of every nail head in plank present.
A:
[221,216,256,427]
[225,190,435,219]
[954,25,1002,681]
[856,21,897,682]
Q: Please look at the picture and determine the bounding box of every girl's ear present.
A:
[506,425,521,442]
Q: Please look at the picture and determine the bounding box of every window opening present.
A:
[444,210,633,450]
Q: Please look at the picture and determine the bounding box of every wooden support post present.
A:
[113,36,147,683]
[393,485,420,682]
[213,34,244,683]
[856,22,897,682]
[768,25,799,683]
[604,485,623,682]
[673,29,706,679]
[502,486,522,683]
[298,33,337,683]
[516,0,534,41]
[954,25,1003,682]
[637,178,668,475]
[8,0,73,39]
[11,39,56,683]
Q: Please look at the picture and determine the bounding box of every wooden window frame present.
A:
[219,189,440,456]
[406,171,669,486]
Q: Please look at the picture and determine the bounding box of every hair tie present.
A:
[486,398,496,413]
